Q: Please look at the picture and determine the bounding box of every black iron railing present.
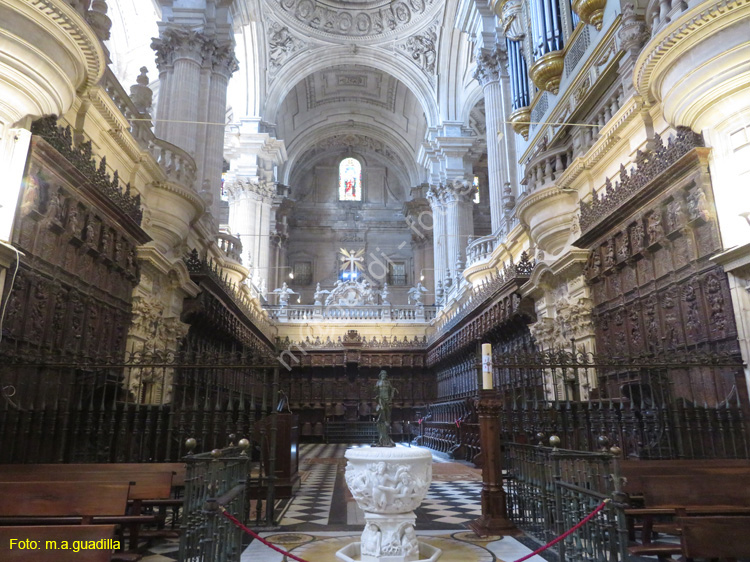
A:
[179,440,250,562]
[505,442,628,562]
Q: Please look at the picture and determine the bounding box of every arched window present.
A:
[339,157,362,201]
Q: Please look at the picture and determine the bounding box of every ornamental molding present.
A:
[473,45,505,87]
[150,180,206,217]
[267,19,309,77]
[578,127,705,233]
[294,132,409,172]
[634,0,750,102]
[395,20,439,85]
[269,0,441,42]
[23,0,105,89]
[151,27,239,76]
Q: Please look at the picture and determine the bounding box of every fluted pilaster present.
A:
[475,46,516,232]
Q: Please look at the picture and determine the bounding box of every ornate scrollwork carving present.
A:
[397,22,438,79]
[275,0,436,39]
[580,128,704,232]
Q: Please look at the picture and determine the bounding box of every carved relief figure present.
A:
[667,198,683,231]
[617,232,630,261]
[630,220,644,253]
[67,205,80,235]
[705,274,726,333]
[361,523,381,556]
[401,26,437,75]
[647,211,663,244]
[21,174,40,214]
[268,23,304,69]
[687,187,710,221]
[45,188,62,222]
[683,283,701,339]
[604,239,615,268]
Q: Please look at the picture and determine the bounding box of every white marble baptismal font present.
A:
[336,447,441,562]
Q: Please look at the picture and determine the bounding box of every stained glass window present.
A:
[339,158,362,201]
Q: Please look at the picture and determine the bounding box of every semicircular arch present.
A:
[283,123,421,187]
[265,46,439,128]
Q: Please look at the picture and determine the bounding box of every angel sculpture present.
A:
[272,282,297,307]
[313,282,330,306]
[407,282,428,306]
[380,282,390,305]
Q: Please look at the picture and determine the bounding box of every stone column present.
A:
[427,186,447,300]
[152,26,238,217]
[256,182,274,287]
[204,46,239,218]
[475,46,515,234]
[443,179,475,274]
[152,28,204,156]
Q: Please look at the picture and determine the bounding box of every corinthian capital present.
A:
[473,46,505,86]
[151,27,210,69]
[444,178,475,203]
[210,42,240,79]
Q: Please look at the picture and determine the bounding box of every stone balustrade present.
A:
[647,0,699,34]
[99,68,153,146]
[466,234,498,266]
[149,138,197,189]
[266,304,437,323]
[217,232,243,263]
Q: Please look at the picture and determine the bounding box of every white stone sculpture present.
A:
[407,283,428,306]
[271,282,297,307]
[337,447,441,562]
[313,282,330,306]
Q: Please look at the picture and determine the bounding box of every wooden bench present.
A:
[626,473,750,560]
[678,515,750,560]
[0,464,186,526]
[0,463,186,487]
[0,525,116,562]
[0,481,156,559]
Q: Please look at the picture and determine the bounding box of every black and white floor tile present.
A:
[416,480,483,526]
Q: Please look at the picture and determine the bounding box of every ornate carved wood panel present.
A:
[575,130,742,404]
[2,133,149,358]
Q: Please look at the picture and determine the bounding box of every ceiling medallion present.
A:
[275,0,437,39]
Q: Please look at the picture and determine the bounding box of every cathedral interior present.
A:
[1,0,750,559]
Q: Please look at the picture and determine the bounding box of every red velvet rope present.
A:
[220,498,610,562]
[512,499,610,562]
[220,507,311,562]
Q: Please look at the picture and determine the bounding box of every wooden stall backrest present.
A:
[0,482,130,517]
[679,516,750,558]
[640,474,750,510]
[0,525,116,562]
[621,460,750,495]
[0,463,186,487]
[0,471,173,500]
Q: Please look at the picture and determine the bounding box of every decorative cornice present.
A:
[30,116,143,224]
[634,0,750,101]
[25,0,105,89]
[270,0,441,42]
[578,127,704,233]
[474,46,504,87]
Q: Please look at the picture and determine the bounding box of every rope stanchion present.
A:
[512,499,610,562]
[220,498,609,562]
[220,507,312,562]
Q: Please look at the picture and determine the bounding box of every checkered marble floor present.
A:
[279,458,338,526]
[416,480,483,526]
